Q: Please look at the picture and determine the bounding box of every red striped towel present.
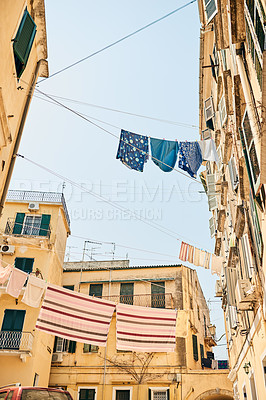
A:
[179,241,188,261]
[116,303,177,352]
[36,284,116,346]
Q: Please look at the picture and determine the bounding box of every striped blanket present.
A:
[36,284,115,346]
[116,303,177,352]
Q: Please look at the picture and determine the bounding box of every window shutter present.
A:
[241,234,254,279]
[167,389,170,400]
[15,258,34,273]
[39,214,51,237]
[204,0,218,24]
[249,195,263,258]
[229,306,238,329]
[204,97,215,122]
[148,389,151,400]
[13,9,37,78]
[13,213,25,234]
[201,129,212,140]
[206,174,216,196]
[209,217,216,238]
[1,310,25,331]
[218,95,227,127]
[208,195,218,211]
[200,344,204,359]
[68,341,76,353]
[192,334,198,361]
[228,156,239,191]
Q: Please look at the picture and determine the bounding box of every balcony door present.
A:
[0,309,25,349]
[151,282,165,308]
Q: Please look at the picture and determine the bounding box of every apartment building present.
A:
[0,1,48,216]
[198,0,266,398]
[0,190,70,387]
[49,260,233,400]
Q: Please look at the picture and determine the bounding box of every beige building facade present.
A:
[0,190,70,387]
[198,0,266,398]
[49,260,233,400]
[0,1,48,216]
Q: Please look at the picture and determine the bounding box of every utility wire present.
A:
[38,0,197,84]
[33,88,202,185]
[34,93,199,129]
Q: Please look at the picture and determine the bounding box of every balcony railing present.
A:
[5,218,51,238]
[0,331,34,353]
[7,190,70,228]
[102,293,174,309]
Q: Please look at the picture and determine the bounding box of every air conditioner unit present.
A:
[52,353,63,363]
[215,280,223,297]
[235,280,256,311]
[28,202,39,211]
[0,245,15,255]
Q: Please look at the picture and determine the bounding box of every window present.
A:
[112,388,132,400]
[218,95,227,127]
[204,97,215,130]
[0,309,26,350]
[197,305,200,320]
[63,285,75,291]
[13,9,37,78]
[89,284,103,298]
[83,344,98,353]
[203,0,217,24]
[192,334,199,361]
[12,213,51,237]
[249,192,263,258]
[79,388,96,400]
[120,283,134,305]
[151,282,165,308]
[241,234,254,279]
[149,388,170,400]
[53,337,76,353]
[228,156,239,191]
[203,314,207,337]
[200,344,204,360]
[15,257,34,273]
[241,110,260,196]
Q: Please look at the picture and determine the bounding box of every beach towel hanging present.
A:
[22,274,47,308]
[0,263,13,285]
[150,138,179,172]
[6,268,28,298]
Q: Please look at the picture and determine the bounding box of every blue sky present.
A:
[10,0,227,357]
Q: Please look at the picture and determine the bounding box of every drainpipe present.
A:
[0,60,44,216]
[235,47,261,146]
[184,387,194,400]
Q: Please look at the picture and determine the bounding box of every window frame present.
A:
[22,214,42,236]
[192,334,199,361]
[89,283,103,298]
[78,386,97,400]
[112,387,132,400]
[83,343,98,354]
[149,387,170,400]
[204,0,218,24]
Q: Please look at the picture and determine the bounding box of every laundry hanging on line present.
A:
[6,268,28,298]
[0,262,13,285]
[22,274,47,308]
[116,302,177,352]
[116,130,219,178]
[35,284,116,346]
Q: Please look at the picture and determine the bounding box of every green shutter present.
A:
[148,389,151,400]
[13,213,25,234]
[13,9,36,78]
[1,310,25,331]
[15,258,34,273]
[200,344,204,359]
[192,335,198,361]
[68,341,76,353]
[39,214,51,237]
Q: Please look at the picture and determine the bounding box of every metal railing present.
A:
[0,331,34,352]
[102,293,174,309]
[7,190,70,228]
[5,218,51,238]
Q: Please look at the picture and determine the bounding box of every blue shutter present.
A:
[13,213,25,234]
[13,9,37,78]
[39,214,51,237]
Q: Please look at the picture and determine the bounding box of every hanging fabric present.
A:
[178,142,202,177]
[6,268,28,298]
[204,252,211,269]
[36,284,116,346]
[116,129,149,172]
[187,245,194,264]
[116,303,177,352]
[22,274,47,308]
[211,255,223,276]
[199,250,206,267]
[0,263,13,285]
[198,139,219,165]
[193,248,200,266]
[179,241,188,261]
[150,138,179,172]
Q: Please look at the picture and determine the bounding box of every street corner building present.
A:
[198,0,266,398]
[0,1,48,217]
[0,190,70,387]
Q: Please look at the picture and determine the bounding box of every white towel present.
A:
[199,139,219,165]
[22,275,47,307]
[211,255,223,276]
[6,268,28,298]
[199,250,206,267]
[194,248,200,266]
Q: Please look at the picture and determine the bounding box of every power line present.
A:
[38,0,197,84]
[34,93,199,129]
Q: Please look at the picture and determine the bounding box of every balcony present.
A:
[0,331,34,354]
[7,190,70,228]
[5,218,51,238]
[102,293,174,309]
